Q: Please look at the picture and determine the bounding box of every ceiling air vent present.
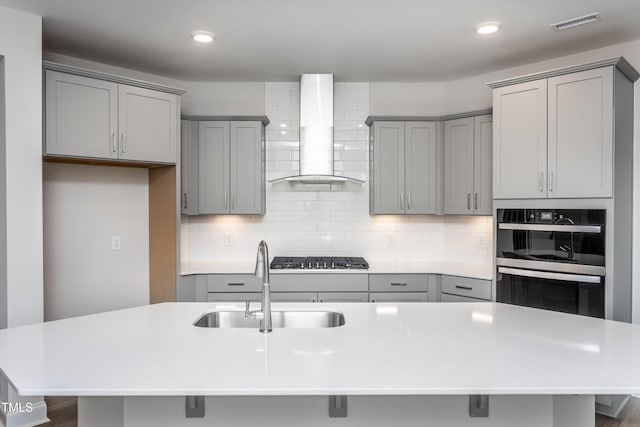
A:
[550,13,601,31]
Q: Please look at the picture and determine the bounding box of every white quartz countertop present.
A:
[1,302,639,396]
[181,261,493,280]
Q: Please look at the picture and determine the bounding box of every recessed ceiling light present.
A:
[280,123,287,128]
[191,31,215,43]
[474,22,502,35]
[281,130,287,135]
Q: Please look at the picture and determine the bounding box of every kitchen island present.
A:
[1,302,639,426]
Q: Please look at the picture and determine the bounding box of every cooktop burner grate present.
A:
[270,256,369,270]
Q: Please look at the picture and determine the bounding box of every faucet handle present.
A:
[244,300,251,318]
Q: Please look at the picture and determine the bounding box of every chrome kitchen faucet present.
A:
[245,240,273,333]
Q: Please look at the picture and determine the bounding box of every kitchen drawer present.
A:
[369,292,428,303]
[369,274,429,292]
[207,274,260,292]
[207,292,261,302]
[271,292,317,303]
[441,275,491,300]
[270,274,368,292]
[440,293,490,303]
[318,292,369,303]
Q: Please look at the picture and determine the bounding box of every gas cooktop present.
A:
[270,256,369,270]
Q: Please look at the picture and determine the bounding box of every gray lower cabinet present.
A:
[440,275,491,301]
[369,274,431,302]
[370,121,438,214]
[270,274,368,293]
[198,120,265,215]
[369,292,429,302]
[45,69,178,164]
[180,120,199,215]
[271,292,317,302]
[443,115,492,215]
[440,293,488,303]
[207,292,261,303]
[318,292,369,303]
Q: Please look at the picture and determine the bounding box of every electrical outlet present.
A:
[385,233,394,246]
[111,236,121,251]
[224,233,233,247]
[477,236,486,249]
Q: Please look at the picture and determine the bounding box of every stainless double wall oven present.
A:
[496,208,606,318]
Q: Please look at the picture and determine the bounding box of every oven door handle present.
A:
[497,267,602,284]
[498,223,601,233]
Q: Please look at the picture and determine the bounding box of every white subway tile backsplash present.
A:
[182,81,493,267]
[304,201,346,212]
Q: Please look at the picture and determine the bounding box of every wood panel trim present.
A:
[149,166,176,303]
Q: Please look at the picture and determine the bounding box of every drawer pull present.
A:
[390,282,407,286]
[455,285,473,291]
[227,282,245,286]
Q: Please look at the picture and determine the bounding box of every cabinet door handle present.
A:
[467,193,471,210]
[121,132,127,153]
[183,193,187,209]
[111,133,117,153]
[407,193,411,210]
[474,193,478,211]
[400,193,404,210]
[224,193,228,209]
[539,172,544,192]
[232,194,235,209]
[390,282,407,286]
[227,282,245,286]
[549,171,554,192]
[455,285,473,291]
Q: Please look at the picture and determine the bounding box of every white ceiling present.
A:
[1,0,640,82]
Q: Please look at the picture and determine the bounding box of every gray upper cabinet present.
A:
[492,64,621,199]
[45,71,118,159]
[198,120,265,215]
[117,84,178,163]
[492,79,547,199]
[547,68,613,198]
[199,121,230,214]
[180,120,198,215]
[444,114,492,215]
[371,121,404,214]
[44,68,180,164]
[230,121,264,214]
[371,121,437,215]
[405,122,438,214]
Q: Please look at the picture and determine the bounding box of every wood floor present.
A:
[42,397,77,427]
[40,395,640,426]
[597,397,640,427]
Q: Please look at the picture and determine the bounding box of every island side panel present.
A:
[113,395,564,427]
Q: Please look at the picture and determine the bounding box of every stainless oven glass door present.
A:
[496,266,605,318]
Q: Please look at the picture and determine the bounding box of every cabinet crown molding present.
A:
[181,115,270,126]
[487,57,639,89]
[365,109,492,127]
[42,60,186,95]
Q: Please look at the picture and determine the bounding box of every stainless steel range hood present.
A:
[270,74,364,185]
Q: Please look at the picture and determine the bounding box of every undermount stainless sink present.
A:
[194,310,345,329]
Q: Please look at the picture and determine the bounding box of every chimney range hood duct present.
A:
[270,74,364,185]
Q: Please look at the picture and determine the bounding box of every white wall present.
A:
[0,6,48,426]
[369,82,446,116]
[0,7,43,329]
[181,82,265,116]
[183,82,493,265]
[43,163,149,320]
